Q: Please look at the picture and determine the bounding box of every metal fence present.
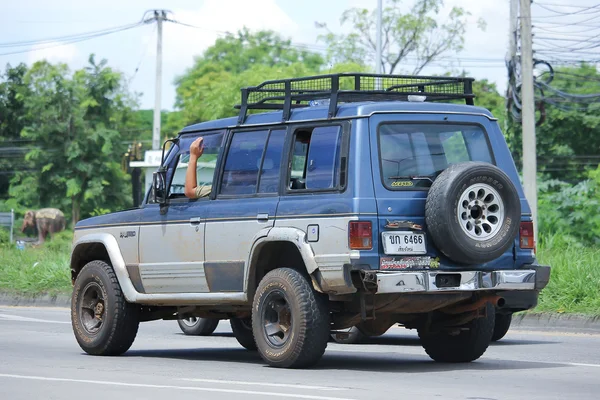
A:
[0,209,15,243]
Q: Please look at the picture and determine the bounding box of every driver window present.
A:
[168,132,224,198]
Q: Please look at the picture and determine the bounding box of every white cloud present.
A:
[28,41,77,64]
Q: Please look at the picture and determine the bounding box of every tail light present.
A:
[519,221,536,252]
[349,221,372,250]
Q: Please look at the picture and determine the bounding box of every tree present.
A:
[505,64,600,181]
[9,56,136,224]
[317,0,484,74]
[0,63,30,199]
[173,29,325,127]
[472,78,506,131]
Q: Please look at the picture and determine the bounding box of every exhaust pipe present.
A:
[442,295,504,315]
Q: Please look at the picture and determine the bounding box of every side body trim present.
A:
[71,233,247,306]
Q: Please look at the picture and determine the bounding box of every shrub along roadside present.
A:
[0,231,598,315]
[0,231,72,295]
[535,234,600,315]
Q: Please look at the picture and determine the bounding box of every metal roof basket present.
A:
[236,73,475,124]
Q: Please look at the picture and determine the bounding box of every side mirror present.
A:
[152,170,167,205]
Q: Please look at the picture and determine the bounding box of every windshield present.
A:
[378,123,493,189]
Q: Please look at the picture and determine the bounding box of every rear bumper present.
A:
[373,266,550,294]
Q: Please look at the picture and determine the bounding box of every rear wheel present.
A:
[230,317,257,350]
[492,313,512,342]
[418,303,495,363]
[253,268,330,368]
[177,317,219,336]
[71,260,140,356]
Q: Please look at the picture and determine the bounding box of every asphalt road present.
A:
[1,306,599,400]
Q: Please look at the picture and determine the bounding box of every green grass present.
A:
[0,231,72,295]
[535,235,600,316]
[0,231,599,315]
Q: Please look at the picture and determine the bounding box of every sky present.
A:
[0,0,595,111]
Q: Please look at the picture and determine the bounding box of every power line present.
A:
[0,23,146,57]
[0,17,152,48]
[534,3,600,17]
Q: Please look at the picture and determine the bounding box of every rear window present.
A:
[378,124,493,190]
[288,126,342,191]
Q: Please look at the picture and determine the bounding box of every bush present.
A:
[0,230,74,294]
[536,234,600,315]
[0,246,71,295]
[538,165,600,246]
[0,228,10,244]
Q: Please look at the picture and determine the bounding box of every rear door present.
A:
[203,128,285,293]
[369,113,514,271]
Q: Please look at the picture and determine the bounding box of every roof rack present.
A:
[235,73,475,124]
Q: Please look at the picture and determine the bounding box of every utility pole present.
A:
[152,10,166,151]
[375,0,383,89]
[508,0,518,64]
[519,0,538,241]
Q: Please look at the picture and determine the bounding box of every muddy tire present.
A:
[492,313,512,342]
[71,260,140,356]
[418,303,495,363]
[230,318,257,350]
[252,268,330,368]
[177,317,219,336]
[426,162,521,265]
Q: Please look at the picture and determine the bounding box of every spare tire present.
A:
[425,162,520,265]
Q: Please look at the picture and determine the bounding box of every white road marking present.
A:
[179,378,345,391]
[516,361,600,368]
[0,313,70,324]
[0,374,356,400]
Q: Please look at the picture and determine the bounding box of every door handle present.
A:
[189,217,201,225]
[257,213,269,222]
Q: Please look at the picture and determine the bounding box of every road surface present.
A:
[1,306,599,400]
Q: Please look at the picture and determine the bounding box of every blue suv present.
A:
[69,73,550,368]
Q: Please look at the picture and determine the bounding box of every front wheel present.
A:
[252,268,330,368]
[71,260,140,356]
[418,303,495,363]
[177,317,219,336]
[492,313,512,342]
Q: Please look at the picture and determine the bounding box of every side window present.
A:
[258,129,285,194]
[288,126,342,191]
[168,132,224,198]
[220,130,269,195]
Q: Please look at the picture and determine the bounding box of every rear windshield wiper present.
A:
[387,176,434,183]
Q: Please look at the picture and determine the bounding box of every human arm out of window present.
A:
[184,137,205,199]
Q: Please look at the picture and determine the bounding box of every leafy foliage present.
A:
[317,0,484,74]
[7,56,137,224]
[506,64,600,181]
[174,29,325,126]
[536,235,600,315]
[0,63,30,199]
[538,166,600,246]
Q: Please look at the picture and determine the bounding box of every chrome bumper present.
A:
[375,269,537,294]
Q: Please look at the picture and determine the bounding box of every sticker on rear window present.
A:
[391,181,414,187]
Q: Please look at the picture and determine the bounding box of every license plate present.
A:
[382,231,426,255]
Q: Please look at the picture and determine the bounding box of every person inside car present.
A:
[184,137,211,199]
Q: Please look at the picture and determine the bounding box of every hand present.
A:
[190,137,204,158]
